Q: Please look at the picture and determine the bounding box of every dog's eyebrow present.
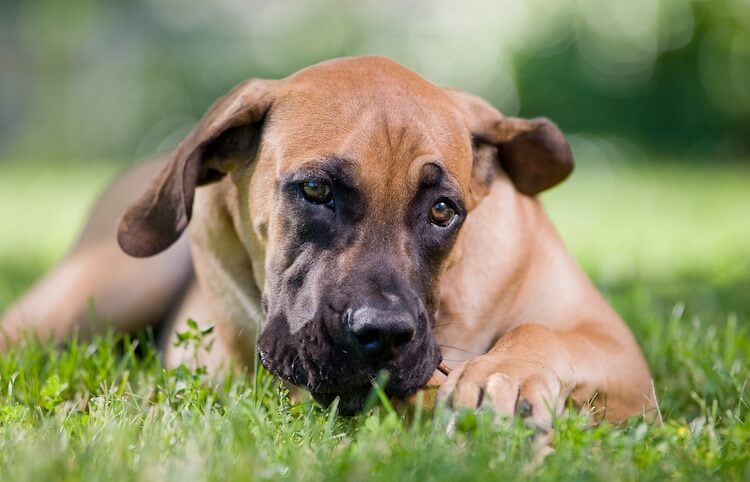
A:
[420,162,444,187]
[290,155,359,187]
[419,162,462,196]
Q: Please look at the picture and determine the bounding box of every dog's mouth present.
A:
[257,336,441,415]
[302,367,437,416]
[305,358,439,415]
[256,307,443,415]
[258,354,440,415]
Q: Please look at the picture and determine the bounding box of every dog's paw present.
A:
[437,353,572,431]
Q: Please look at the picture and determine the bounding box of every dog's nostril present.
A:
[393,331,413,349]
[350,321,415,361]
[354,329,382,353]
[348,307,417,360]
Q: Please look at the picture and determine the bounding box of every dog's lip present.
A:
[311,385,371,398]
[257,332,442,408]
[308,359,439,399]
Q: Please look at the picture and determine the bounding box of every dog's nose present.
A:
[347,307,416,361]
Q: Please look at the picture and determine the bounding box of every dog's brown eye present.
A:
[430,200,456,227]
[301,180,333,205]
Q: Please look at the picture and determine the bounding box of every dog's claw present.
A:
[518,399,533,417]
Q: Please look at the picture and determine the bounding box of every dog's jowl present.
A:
[0,56,655,425]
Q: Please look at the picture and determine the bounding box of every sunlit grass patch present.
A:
[0,305,747,481]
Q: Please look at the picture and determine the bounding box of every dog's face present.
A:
[251,63,474,412]
[117,56,573,414]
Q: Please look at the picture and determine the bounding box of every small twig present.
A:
[437,362,452,376]
[649,378,664,426]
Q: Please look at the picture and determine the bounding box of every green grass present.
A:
[0,159,749,481]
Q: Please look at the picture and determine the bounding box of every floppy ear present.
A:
[117,79,277,257]
[447,89,574,196]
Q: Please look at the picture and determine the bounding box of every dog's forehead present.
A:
[264,57,473,192]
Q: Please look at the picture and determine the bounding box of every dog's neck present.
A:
[189,178,264,365]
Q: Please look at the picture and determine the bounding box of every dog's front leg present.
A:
[437,322,654,429]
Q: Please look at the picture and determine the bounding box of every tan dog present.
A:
[0,57,654,425]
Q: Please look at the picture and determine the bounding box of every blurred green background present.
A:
[1,0,749,162]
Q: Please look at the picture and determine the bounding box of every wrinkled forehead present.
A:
[262,60,473,196]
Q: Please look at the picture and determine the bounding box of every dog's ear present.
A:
[447,89,574,196]
[117,79,277,257]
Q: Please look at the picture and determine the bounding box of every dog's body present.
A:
[1,57,654,425]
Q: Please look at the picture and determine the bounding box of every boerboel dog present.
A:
[0,56,654,426]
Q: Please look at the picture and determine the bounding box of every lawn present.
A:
[0,158,749,481]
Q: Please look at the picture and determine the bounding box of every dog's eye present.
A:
[430,199,456,227]
[301,180,333,205]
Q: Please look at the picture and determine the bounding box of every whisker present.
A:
[431,321,465,330]
[438,344,481,356]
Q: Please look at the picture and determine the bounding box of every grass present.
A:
[0,158,749,481]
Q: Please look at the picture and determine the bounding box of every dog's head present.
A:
[117,56,573,414]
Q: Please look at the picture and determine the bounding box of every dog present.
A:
[0,56,654,425]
